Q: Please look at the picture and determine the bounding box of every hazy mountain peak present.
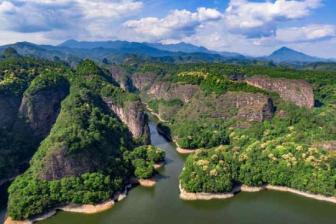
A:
[268,46,320,63]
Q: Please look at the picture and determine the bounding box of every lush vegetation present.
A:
[5,58,160,220]
[180,134,336,196]
[125,60,336,197]
[0,51,69,182]
[24,71,68,96]
[124,145,165,179]
[171,120,230,149]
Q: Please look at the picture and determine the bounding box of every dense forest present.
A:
[0,51,164,220]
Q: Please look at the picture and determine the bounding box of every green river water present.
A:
[1,121,336,224]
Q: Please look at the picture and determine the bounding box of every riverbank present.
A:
[130,176,158,187]
[145,105,167,123]
[174,142,197,155]
[153,161,165,169]
[179,184,240,200]
[4,185,130,224]
[179,183,336,203]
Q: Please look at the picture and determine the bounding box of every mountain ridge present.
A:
[0,40,333,65]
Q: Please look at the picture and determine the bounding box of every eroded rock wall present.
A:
[147,82,200,103]
[18,87,69,139]
[246,75,314,108]
[103,98,150,143]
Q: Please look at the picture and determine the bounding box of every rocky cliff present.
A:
[109,66,134,91]
[147,82,200,103]
[18,84,69,139]
[177,91,274,122]
[38,144,101,181]
[103,98,150,143]
[229,92,274,122]
[246,76,314,108]
[131,72,157,91]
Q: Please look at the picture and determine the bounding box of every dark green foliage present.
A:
[124,145,165,179]
[0,54,70,182]
[76,59,105,77]
[171,120,230,149]
[5,59,154,220]
[3,48,19,58]
[8,172,122,220]
[101,84,139,106]
[25,71,68,96]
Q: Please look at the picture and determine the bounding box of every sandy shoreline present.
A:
[179,183,336,203]
[179,184,240,200]
[153,161,165,170]
[174,142,197,155]
[5,185,131,224]
[130,177,157,187]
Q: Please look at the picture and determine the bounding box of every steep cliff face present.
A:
[109,66,134,91]
[131,72,157,91]
[148,82,200,103]
[0,95,20,129]
[104,98,150,143]
[246,76,314,108]
[18,85,69,139]
[38,145,100,181]
[177,91,274,122]
[228,92,274,122]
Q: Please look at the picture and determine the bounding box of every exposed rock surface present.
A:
[147,82,200,103]
[131,72,157,91]
[104,98,150,143]
[0,95,20,129]
[18,87,68,139]
[109,66,134,91]
[314,141,336,151]
[177,91,274,122]
[227,92,274,122]
[38,145,100,181]
[246,75,314,108]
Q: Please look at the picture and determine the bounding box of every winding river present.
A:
[1,121,336,223]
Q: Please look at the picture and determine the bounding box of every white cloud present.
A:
[0,0,143,41]
[225,0,322,37]
[77,0,143,19]
[276,24,336,42]
[124,7,222,41]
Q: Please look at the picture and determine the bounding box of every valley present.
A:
[0,46,336,223]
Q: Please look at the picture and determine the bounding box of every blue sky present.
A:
[0,0,335,57]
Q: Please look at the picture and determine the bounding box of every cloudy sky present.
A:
[0,0,335,57]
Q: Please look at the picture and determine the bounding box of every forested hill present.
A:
[0,49,164,221]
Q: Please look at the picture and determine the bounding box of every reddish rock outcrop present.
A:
[177,91,274,122]
[221,92,274,122]
[103,98,150,143]
[246,75,314,108]
[109,66,134,91]
[147,82,200,103]
[314,141,336,151]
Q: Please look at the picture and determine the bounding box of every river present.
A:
[2,121,336,224]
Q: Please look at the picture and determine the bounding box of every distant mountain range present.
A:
[0,39,333,65]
